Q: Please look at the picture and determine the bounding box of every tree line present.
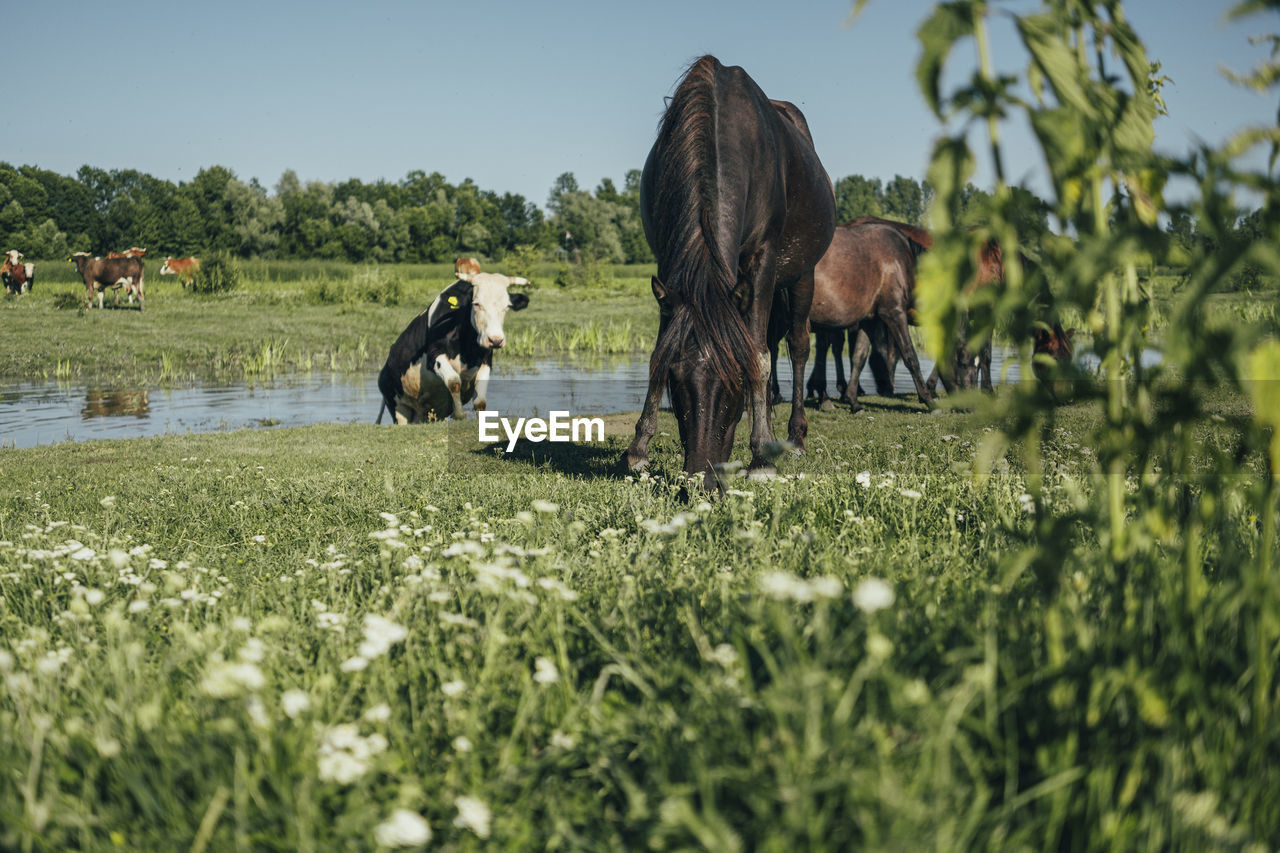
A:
[1,160,1257,268]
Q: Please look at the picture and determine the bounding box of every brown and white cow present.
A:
[454,257,482,281]
[2,250,33,294]
[70,252,146,311]
[377,272,530,424]
[160,256,200,288]
[107,247,148,259]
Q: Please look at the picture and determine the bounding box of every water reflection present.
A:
[82,389,150,419]
[0,348,1161,450]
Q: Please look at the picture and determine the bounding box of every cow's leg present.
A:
[97,288,105,310]
[471,363,491,412]
[432,356,465,418]
[137,274,145,313]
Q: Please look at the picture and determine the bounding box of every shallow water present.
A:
[0,346,1144,450]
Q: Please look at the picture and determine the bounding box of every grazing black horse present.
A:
[622,55,836,491]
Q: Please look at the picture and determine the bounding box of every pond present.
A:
[0,346,1145,451]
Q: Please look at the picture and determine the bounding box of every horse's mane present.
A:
[648,55,757,392]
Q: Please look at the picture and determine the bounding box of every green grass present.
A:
[0,389,1274,850]
[1,260,658,385]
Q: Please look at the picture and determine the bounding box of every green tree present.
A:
[834,174,884,222]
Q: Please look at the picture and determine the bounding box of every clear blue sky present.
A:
[6,1,1275,210]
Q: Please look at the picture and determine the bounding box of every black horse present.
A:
[621,56,835,491]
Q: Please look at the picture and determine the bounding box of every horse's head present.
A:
[651,276,751,493]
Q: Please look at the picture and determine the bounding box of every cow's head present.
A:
[160,258,174,275]
[4,250,21,266]
[467,273,530,349]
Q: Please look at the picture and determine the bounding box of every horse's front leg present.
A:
[622,320,670,473]
[784,272,813,451]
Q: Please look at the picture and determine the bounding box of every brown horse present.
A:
[786,218,935,413]
[622,55,835,490]
[800,216,932,408]
[926,237,1074,392]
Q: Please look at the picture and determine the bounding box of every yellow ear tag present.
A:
[448,295,459,309]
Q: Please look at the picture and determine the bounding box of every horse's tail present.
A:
[648,55,757,392]
[376,399,387,424]
[845,215,933,257]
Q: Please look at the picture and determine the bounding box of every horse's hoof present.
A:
[622,454,648,474]
[819,399,835,412]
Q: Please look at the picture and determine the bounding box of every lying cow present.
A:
[107,247,147,258]
[2,250,33,294]
[160,256,200,288]
[377,273,530,424]
[70,252,146,311]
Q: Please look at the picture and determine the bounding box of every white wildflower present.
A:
[201,659,266,697]
[852,578,895,614]
[452,735,473,753]
[362,703,392,723]
[99,496,117,509]
[532,499,559,515]
[379,512,400,527]
[128,599,150,613]
[453,795,493,839]
[357,614,408,660]
[84,588,106,607]
[550,731,577,750]
[340,656,369,673]
[759,571,815,603]
[899,488,923,500]
[374,809,432,848]
[855,470,872,489]
[533,656,560,685]
[281,689,311,719]
[441,679,467,698]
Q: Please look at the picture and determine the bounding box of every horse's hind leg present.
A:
[806,328,833,410]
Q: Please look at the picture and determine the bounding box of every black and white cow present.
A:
[376,273,530,424]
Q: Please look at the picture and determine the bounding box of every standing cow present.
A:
[160,257,200,288]
[70,252,146,311]
[2,250,33,294]
[377,273,530,424]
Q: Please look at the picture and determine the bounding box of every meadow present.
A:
[0,260,658,385]
[1,382,1273,851]
[3,258,1275,388]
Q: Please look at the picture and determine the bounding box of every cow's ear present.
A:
[509,292,530,311]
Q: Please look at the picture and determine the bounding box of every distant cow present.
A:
[455,257,482,281]
[2,250,33,294]
[70,252,146,311]
[107,247,148,259]
[160,256,200,287]
[377,272,530,424]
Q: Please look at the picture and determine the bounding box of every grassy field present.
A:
[1,260,658,385]
[5,259,1277,388]
[0,386,1275,850]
